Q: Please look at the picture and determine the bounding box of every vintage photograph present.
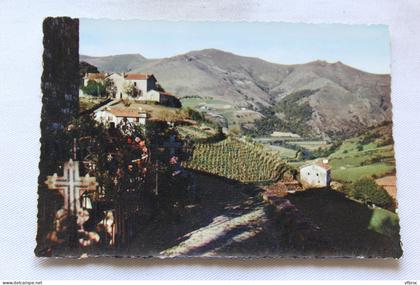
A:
[36,17,402,258]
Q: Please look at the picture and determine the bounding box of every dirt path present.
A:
[121,172,401,257]
[126,171,274,257]
[160,206,267,257]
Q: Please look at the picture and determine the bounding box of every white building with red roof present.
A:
[94,104,148,126]
[82,72,180,107]
[299,160,332,189]
[123,73,157,95]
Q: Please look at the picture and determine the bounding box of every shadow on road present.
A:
[124,175,401,258]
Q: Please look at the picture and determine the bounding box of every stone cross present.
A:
[45,159,98,215]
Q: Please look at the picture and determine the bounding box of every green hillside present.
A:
[329,124,395,182]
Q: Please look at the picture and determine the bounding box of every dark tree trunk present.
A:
[36,17,79,257]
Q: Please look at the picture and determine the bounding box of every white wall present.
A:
[94,110,117,124]
[143,90,160,102]
[130,79,148,95]
[95,110,147,126]
[108,76,160,101]
[300,165,330,188]
[108,73,125,99]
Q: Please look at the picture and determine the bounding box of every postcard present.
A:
[35,17,402,258]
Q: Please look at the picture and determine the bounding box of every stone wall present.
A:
[36,17,79,256]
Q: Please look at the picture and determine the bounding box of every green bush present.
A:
[350,177,393,209]
[185,107,204,122]
[361,156,382,166]
[81,80,106,96]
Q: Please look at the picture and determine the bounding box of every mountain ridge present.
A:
[80,49,388,76]
[80,54,147,72]
[80,49,391,137]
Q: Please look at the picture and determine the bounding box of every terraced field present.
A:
[183,138,288,183]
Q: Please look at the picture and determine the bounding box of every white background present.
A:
[0,0,419,280]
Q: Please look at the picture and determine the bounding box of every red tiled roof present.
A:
[108,108,147,118]
[301,162,331,171]
[85,73,106,80]
[124,73,154,80]
[315,162,332,170]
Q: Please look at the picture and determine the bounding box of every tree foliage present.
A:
[244,89,317,137]
[104,78,117,98]
[350,177,393,210]
[359,130,381,145]
[312,140,343,158]
[81,80,106,96]
[66,114,153,204]
[123,82,141,98]
[79,61,99,74]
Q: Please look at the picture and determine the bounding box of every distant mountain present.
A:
[81,49,391,136]
[80,54,147,72]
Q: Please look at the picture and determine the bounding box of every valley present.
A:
[81,48,391,139]
[74,48,400,258]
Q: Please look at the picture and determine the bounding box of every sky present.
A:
[80,19,390,74]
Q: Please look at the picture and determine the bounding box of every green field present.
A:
[328,136,395,182]
[255,138,328,161]
[177,124,216,141]
[180,97,264,130]
[183,138,288,183]
[265,144,299,159]
[368,207,400,238]
[332,163,395,182]
[287,140,330,151]
[79,96,109,112]
[180,97,232,109]
[284,125,396,183]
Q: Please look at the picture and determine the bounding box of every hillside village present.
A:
[81,49,391,139]
[37,23,401,259]
[82,72,181,106]
[71,58,401,258]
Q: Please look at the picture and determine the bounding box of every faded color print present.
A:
[36,17,402,258]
